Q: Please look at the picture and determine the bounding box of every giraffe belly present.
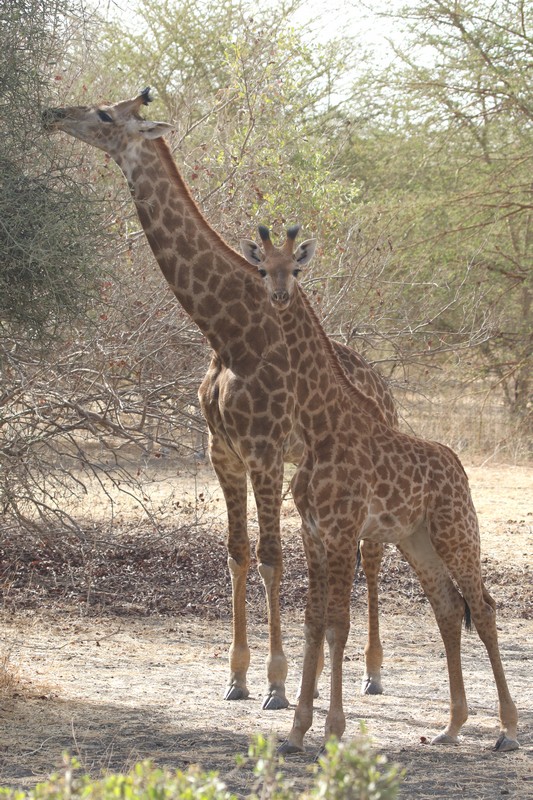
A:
[360,505,423,546]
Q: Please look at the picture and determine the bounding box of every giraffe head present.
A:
[240,225,317,310]
[42,88,174,159]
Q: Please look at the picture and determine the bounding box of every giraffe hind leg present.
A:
[447,567,518,751]
[431,525,519,750]
[398,531,469,744]
[458,585,517,750]
[359,539,385,695]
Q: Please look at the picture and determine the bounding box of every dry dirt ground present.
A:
[0,462,532,799]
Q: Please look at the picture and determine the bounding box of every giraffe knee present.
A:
[228,556,249,576]
[258,562,275,589]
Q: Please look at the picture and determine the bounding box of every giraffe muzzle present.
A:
[42,107,67,130]
[271,290,290,306]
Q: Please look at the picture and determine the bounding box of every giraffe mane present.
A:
[299,290,469,462]
[150,137,263,279]
[295,284,389,426]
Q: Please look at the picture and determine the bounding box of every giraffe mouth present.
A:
[270,290,290,310]
[42,107,68,131]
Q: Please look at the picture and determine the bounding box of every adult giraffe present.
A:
[241,224,518,753]
[43,89,396,708]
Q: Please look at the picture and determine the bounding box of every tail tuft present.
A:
[463,600,472,631]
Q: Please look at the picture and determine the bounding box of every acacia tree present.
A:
[0,1,213,534]
[333,0,532,443]
[1,0,105,531]
[91,0,361,232]
[395,0,531,422]
[0,0,106,331]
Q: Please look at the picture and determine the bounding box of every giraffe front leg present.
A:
[226,555,251,701]
[279,516,327,753]
[359,539,384,695]
[323,546,357,750]
[209,439,251,702]
[251,463,289,710]
[296,634,325,701]
[258,562,289,709]
[279,623,323,754]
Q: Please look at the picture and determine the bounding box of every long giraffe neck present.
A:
[115,137,286,369]
[280,285,387,438]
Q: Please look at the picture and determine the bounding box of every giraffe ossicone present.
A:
[242,224,519,754]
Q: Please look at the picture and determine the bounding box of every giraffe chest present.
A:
[200,362,294,459]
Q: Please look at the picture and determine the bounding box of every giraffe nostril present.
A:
[272,290,290,304]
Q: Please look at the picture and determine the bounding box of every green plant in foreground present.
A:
[0,757,235,800]
[308,728,403,800]
[0,727,402,800]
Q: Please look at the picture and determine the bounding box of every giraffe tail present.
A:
[462,583,495,632]
[463,599,472,631]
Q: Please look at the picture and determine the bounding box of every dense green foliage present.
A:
[0,1,116,530]
[0,0,107,334]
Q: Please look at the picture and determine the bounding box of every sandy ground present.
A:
[0,462,532,798]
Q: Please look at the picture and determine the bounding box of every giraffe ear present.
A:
[136,120,175,139]
[240,239,264,266]
[294,238,317,265]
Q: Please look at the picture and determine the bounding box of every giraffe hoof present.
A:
[262,691,290,710]
[361,676,383,695]
[314,745,326,762]
[431,732,459,745]
[494,734,519,752]
[224,684,249,701]
[277,739,304,755]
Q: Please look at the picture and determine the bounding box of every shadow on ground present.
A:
[1,689,532,799]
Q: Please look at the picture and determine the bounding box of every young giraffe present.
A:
[241,225,519,754]
[43,89,396,708]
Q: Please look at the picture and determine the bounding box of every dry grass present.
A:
[0,647,21,699]
[396,385,531,464]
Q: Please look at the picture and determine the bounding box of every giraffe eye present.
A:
[97,110,113,123]
[258,268,267,278]
[293,268,301,277]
